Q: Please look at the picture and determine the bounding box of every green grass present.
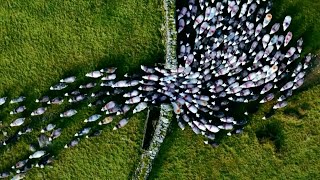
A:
[0,0,164,179]
[0,0,320,179]
[0,0,164,95]
[149,84,320,179]
[26,113,147,179]
[149,0,320,179]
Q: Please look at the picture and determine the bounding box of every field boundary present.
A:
[132,0,177,179]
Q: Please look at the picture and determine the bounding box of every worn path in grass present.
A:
[150,0,320,179]
[0,0,164,179]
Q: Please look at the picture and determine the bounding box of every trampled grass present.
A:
[0,0,320,179]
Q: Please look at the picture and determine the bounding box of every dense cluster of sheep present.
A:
[0,0,315,179]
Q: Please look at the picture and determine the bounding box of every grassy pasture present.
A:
[150,0,320,179]
[0,0,319,179]
[150,83,320,179]
[0,0,164,179]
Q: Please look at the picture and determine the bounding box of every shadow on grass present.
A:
[147,119,179,178]
[283,107,304,119]
[0,50,164,173]
[142,107,160,150]
[255,120,285,153]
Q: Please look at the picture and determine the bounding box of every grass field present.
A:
[150,0,320,179]
[0,0,319,179]
[0,0,164,179]
[150,84,320,179]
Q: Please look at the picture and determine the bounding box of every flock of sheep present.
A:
[0,0,315,179]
